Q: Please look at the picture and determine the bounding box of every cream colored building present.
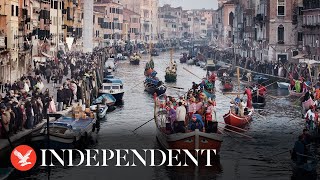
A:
[120,0,159,43]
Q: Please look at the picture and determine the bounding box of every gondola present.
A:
[223,108,253,127]
[144,80,167,95]
[252,94,266,108]
[154,97,222,153]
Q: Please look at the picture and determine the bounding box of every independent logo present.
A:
[10,145,37,171]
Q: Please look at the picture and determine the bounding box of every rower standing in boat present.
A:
[205,99,216,133]
[244,87,253,109]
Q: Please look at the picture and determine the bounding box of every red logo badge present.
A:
[10,145,37,171]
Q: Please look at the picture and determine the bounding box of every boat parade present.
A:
[2,0,320,179]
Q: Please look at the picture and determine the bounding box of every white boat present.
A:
[99,75,124,103]
[32,116,96,149]
[90,104,108,119]
[187,59,194,65]
[199,61,206,68]
[104,58,116,73]
[277,82,290,89]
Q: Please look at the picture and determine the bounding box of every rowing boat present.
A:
[252,95,266,108]
[223,108,253,127]
[154,98,222,153]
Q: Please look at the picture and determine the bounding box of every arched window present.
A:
[278,25,284,43]
[229,12,234,27]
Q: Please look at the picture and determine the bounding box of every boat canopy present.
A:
[103,78,123,84]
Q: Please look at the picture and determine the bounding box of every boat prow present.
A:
[223,109,253,127]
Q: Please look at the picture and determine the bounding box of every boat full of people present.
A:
[129,53,141,65]
[153,86,222,153]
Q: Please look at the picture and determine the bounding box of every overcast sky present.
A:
[159,0,218,10]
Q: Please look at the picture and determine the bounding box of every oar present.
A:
[223,92,242,95]
[221,126,254,139]
[218,121,247,132]
[166,85,184,90]
[263,150,290,160]
[183,67,202,79]
[132,117,155,132]
[218,127,241,143]
[127,81,144,91]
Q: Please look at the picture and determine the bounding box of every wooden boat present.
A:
[302,98,315,114]
[252,94,266,108]
[223,108,254,127]
[289,89,304,97]
[32,115,96,149]
[220,77,233,91]
[165,49,177,83]
[129,54,141,65]
[154,98,222,153]
[0,167,14,180]
[277,82,290,89]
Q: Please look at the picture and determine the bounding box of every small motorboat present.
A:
[90,104,108,119]
[223,108,254,127]
[206,59,216,71]
[32,114,97,149]
[277,82,290,89]
[187,59,195,65]
[104,58,116,73]
[99,75,124,103]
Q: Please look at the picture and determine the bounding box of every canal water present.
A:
[9,51,308,179]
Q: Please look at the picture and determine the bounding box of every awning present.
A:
[41,52,52,58]
[292,53,307,59]
[299,59,320,65]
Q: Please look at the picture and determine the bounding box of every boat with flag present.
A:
[165,49,177,82]
[153,95,222,153]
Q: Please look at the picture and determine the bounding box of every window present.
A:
[93,15,95,23]
[277,0,285,16]
[54,1,58,9]
[298,32,303,42]
[303,15,306,25]
[11,5,14,16]
[15,6,18,16]
[277,25,284,43]
[318,15,320,24]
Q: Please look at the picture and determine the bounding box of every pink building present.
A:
[123,8,140,41]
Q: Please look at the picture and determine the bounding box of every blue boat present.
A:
[144,76,167,95]
[31,116,96,149]
[93,93,116,106]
